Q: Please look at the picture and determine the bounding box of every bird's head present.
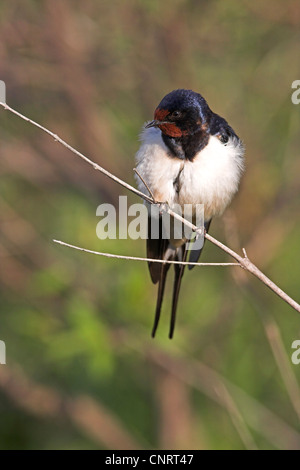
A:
[146,89,211,138]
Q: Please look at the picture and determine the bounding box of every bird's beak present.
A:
[145,120,161,129]
[145,120,169,129]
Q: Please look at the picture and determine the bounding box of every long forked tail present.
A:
[152,244,187,339]
[147,216,188,338]
[151,262,168,337]
[147,216,171,337]
[169,245,187,339]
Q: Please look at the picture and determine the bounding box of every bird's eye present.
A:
[220,133,229,144]
[170,110,181,119]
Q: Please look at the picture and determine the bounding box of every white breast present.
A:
[135,126,244,221]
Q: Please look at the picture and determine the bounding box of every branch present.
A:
[1,101,300,316]
[53,239,240,267]
[0,102,153,205]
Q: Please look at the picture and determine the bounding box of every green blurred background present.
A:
[0,0,300,450]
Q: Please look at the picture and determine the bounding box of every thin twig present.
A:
[1,101,300,315]
[133,167,156,202]
[53,240,240,267]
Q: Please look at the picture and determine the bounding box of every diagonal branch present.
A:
[0,102,153,204]
[1,101,300,315]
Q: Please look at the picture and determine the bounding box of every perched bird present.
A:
[135,89,244,338]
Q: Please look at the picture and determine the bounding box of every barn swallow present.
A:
[135,89,244,338]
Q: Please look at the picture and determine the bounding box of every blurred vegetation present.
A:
[0,0,300,450]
